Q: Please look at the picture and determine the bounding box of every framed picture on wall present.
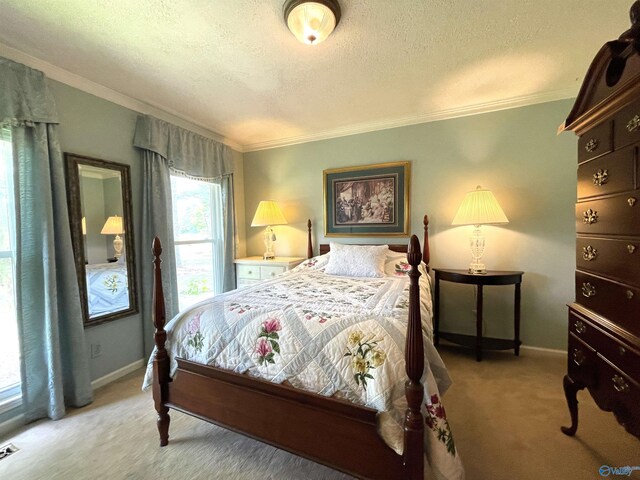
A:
[323,161,410,237]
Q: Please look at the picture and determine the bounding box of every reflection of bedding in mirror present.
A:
[78,165,129,317]
[85,261,129,316]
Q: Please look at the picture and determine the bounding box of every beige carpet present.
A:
[0,346,638,480]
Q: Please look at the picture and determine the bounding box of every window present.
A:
[0,127,21,411]
[171,175,224,310]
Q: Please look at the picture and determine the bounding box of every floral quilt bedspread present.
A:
[142,256,464,480]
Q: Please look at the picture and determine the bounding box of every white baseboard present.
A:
[0,414,24,440]
[91,359,145,390]
[520,345,566,355]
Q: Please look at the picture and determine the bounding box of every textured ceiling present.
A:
[0,1,632,151]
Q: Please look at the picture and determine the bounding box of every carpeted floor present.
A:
[0,346,638,480]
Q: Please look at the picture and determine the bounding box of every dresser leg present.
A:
[561,374,584,436]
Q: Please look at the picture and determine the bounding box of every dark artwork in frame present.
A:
[323,161,410,237]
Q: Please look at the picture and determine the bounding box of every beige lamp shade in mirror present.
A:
[251,200,288,260]
[101,215,125,258]
[452,185,509,274]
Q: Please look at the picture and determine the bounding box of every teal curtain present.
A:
[1,57,92,421]
[134,115,236,356]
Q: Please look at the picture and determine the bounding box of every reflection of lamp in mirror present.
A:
[251,201,287,260]
[101,215,125,259]
[452,185,509,274]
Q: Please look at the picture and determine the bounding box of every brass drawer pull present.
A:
[628,197,637,207]
[582,209,598,224]
[582,282,597,298]
[629,244,637,254]
[582,246,598,261]
[592,169,608,186]
[585,138,599,152]
[627,290,634,300]
[627,114,640,132]
[574,320,587,334]
[572,348,586,366]
[612,374,630,393]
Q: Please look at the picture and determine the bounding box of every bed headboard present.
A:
[314,215,431,268]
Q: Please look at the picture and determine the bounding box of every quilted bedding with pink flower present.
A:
[142,254,464,480]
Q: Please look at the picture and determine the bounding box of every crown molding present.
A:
[0,43,243,152]
[242,88,577,152]
[1,42,577,154]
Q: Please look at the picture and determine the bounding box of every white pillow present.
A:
[384,251,412,277]
[324,243,389,278]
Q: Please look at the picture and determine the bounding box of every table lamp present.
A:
[251,201,287,260]
[452,186,509,274]
[101,215,125,259]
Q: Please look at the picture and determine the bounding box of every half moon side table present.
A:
[433,268,524,362]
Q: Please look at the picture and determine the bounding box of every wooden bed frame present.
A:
[151,215,431,480]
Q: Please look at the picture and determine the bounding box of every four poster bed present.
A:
[145,215,463,480]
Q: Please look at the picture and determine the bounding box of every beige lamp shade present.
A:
[100,215,125,235]
[452,186,509,226]
[284,0,341,45]
[251,201,288,227]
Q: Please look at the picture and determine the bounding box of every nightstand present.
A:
[433,268,524,361]
[234,256,305,289]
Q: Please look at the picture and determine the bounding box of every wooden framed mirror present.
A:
[64,153,137,326]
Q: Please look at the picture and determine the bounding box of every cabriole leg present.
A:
[561,374,584,436]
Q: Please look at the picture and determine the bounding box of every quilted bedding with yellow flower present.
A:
[142,254,464,480]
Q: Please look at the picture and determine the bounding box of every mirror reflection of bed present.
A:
[78,164,130,317]
[65,152,137,325]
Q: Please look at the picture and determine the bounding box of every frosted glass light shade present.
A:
[284,0,341,45]
[100,215,125,234]
[452,186,509,226]
[251,201,288,227]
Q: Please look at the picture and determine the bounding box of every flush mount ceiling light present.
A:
[284,0,341,45]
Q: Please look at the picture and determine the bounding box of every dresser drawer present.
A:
[578,121,613,163]
[237,278,260,289]
[577,146,636,199]
[568,309,640,380]
[614,98,640,150]
[237,264,260,279]
[260,265,286,280]
[575,271,640,337]
[567,333,597,387]
[594,357,640,435]
[576,237,640,286]
[576,193,640,235]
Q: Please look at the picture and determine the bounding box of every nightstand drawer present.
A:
[261,265,285,279]
[237,265,260,279]
[237,279,260,289]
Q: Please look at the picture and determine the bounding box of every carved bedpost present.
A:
[307,219,313,259]
[422,215,430,271]
[152,237,171,447]
[403,235,425,479]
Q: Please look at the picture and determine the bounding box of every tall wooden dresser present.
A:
[560,2,640,439]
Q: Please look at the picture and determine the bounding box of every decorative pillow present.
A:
[324,243,389,278]
[291,253,330,271]
[384,251,412,276]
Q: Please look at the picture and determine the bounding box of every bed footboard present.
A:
[150,233,427,479]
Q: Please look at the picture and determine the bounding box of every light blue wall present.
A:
[49,80,246,381]
[243,99,578,351]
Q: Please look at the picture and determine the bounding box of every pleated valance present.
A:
[133,114,234,180]
[0,57,58,125]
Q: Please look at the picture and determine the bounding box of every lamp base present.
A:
[263,252,275,260]
[468,262,487,275]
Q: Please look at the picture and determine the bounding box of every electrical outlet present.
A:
[91,343,102,358]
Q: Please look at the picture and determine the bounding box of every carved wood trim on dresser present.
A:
[559,1,640,440]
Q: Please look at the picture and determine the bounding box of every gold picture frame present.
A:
[323,161,411,237]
